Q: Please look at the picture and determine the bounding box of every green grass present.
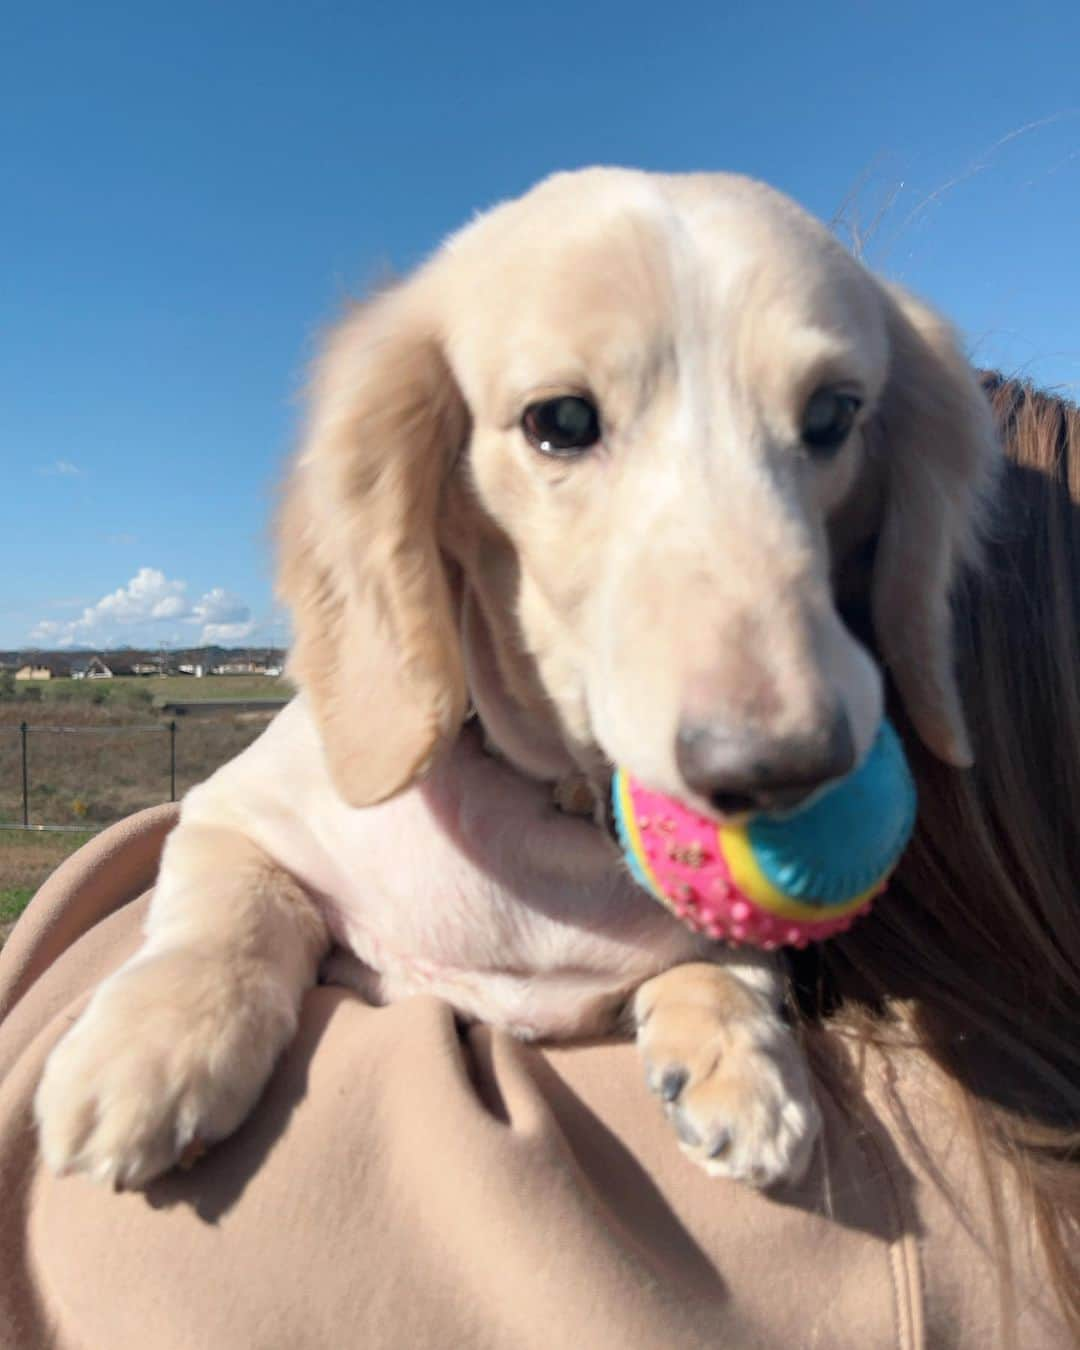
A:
[0,885,34,923]
[28,674,292,704]
[0,829,98,941]
[149,674,291,701]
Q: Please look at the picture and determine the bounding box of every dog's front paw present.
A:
[635,963,821,1188]
[35,949,295,1189]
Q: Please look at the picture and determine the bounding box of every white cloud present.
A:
[192,586,250,627]
[27,567,259,648]
[29,620,68,645]
[202,620,256,643]
[89,568,189,626]
[38,459,85,478]
[190,585,253,643]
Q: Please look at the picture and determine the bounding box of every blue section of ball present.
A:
[747,719,917,906]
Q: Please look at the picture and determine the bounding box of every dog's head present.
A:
[278,168,999,815]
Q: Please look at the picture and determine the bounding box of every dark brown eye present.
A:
[801,388,862,456]
[521,396,601,456]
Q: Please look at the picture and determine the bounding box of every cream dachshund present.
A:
[35,169,998,1190]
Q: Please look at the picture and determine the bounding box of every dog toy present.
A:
[612,719,916,948]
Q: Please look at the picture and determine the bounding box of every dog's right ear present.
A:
[277,279,471,806]
[865,284,1001,768]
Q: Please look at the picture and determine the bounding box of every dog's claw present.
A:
[659,1066,689,1102]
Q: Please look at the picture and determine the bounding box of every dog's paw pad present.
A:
[637,982,821,1188]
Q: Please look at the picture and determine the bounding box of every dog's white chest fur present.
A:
[179,697,701,1038]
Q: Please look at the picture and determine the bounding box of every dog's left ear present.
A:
[866,285,1000,767]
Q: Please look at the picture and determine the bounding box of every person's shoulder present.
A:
[819,1033,1070,1348]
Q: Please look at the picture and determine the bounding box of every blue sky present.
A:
[4,0,1079,650]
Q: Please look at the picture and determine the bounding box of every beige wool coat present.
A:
[0,808,1067,1349]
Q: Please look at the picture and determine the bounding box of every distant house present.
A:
[211,660,267,676]
[105,658,141,677]
[15,664,55,681]
[177,663,206,678]
[70,656,115,680]
[70,656,114,680]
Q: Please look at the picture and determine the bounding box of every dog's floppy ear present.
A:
[866,285,1000,767]
[277,279,470,805]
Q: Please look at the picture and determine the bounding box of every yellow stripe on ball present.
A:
[615,771,667,902]
[718,822,881,922]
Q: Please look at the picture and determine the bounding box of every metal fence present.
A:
[1,709,282,833]
[2,720,177,834]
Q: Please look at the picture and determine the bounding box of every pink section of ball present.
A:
[624,779,876,948]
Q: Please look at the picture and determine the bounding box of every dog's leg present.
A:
[633,960,821,1188]
[35,822,328,1189]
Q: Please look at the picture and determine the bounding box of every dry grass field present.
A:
[0,677,291,943]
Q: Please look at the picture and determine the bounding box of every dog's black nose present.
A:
[675,711,856,816]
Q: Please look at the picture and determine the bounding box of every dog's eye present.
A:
[801,389,862,456]
[521,396,601,456]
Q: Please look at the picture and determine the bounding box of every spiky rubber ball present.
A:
[612,720,916,948]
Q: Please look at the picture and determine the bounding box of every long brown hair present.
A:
[804,373,1080,1338]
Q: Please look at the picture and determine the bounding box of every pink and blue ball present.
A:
[612,719,916,948]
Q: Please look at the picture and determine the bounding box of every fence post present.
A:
[169,720,177,802]
[20,721,29,828]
